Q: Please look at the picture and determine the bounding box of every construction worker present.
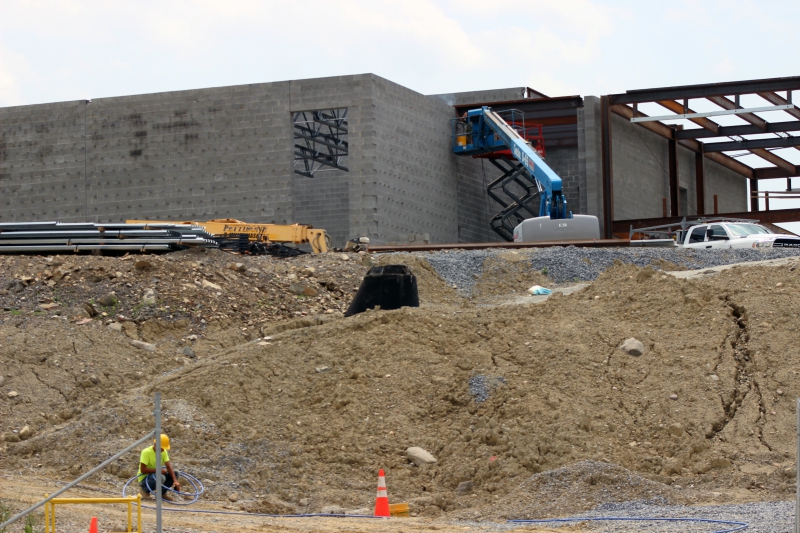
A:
[137,434,181,501]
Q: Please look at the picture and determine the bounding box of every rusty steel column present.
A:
[695,147,705,215]
[601,96,614,239]
[750,178,759,212]
[668,127,679,217]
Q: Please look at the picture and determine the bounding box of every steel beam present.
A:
[707,95,769,130]
[759,91,800,121]
[758,91,800,154]
[609,75,800,105]
[293,152,348,172]
[754,166,800,180]
[367,239,630,253]
[696,148,705,215]
[633,104,794,123]
[293,131,348,151]
[751,148,796,173]
[669,131,679,216]
[702,136,800,152]
[750,178,759,212]
[656,100,719,133]
[612,207,800,233]
[676,120,800,140]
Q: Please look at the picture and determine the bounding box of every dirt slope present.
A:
[1,251,799,522]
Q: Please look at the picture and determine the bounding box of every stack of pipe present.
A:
[0,221,218,254]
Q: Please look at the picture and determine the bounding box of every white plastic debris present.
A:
[527,285,552,296]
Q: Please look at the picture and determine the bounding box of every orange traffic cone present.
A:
[88,516,98,533]
[374,469,390,517]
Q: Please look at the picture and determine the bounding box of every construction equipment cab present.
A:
[452,106,599,242]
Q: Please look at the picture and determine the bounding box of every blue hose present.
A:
[509,516,748,532]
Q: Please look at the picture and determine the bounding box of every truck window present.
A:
[689,226,707,243]
[709,225,727,238]
[727,224,772,236]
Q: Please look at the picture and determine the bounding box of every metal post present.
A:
[750,178,759,212]
[795,397,799,533]
[695,147,705,215]
[668,128,679,217]
[154,392,162,533]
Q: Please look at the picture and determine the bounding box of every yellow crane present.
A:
[126,219,330,254]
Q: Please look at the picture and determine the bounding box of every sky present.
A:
[1,0,799,225]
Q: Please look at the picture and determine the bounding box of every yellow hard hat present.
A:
[153,433,170,450]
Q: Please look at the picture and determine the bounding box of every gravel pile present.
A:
[423,250,499,295]
[455,501,791,532]
[420,247,800,290]
[527,247,800,284]
[510,500,792,532]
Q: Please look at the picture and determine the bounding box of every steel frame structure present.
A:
[293,108,348,177]
[601,75,800,238]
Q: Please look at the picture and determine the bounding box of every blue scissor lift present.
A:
[452,106,598,242]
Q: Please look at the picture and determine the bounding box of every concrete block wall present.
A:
[83,82,296,225]
[288,75,375,245]
[610,112,671,220]
[454,156,498,242]
[371,76,461,244]
[608,112,746,221]
[702,160,747,214]
[0,73,500,246]
[544,146,583,216]
[0,101,87,221]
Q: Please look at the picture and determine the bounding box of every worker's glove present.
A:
[527,285,552,296]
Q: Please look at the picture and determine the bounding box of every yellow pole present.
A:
[127,500,132,532]
[137,494,142,533]
[51,501,56,533]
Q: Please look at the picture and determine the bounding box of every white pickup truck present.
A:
[677,222,800,249]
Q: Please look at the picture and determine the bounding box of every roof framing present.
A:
[607,75,800,181]
[600,76,800,238]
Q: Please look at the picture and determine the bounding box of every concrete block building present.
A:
[0,74,750,245]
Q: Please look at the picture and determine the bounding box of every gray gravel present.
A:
[507,500,792,532]
[455,501,791,532]
[423,250,500,295]
[527,247,800,284]
[413,247,800,292]
[468,374,505,403]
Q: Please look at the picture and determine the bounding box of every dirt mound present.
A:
[3,252,800,521]
[0,249,372,328]
[473,251,551,299]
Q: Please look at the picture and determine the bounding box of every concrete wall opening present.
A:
[292,108,348,178]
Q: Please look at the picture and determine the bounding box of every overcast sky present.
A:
[2,0,799,223]
[2,0,798,107]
